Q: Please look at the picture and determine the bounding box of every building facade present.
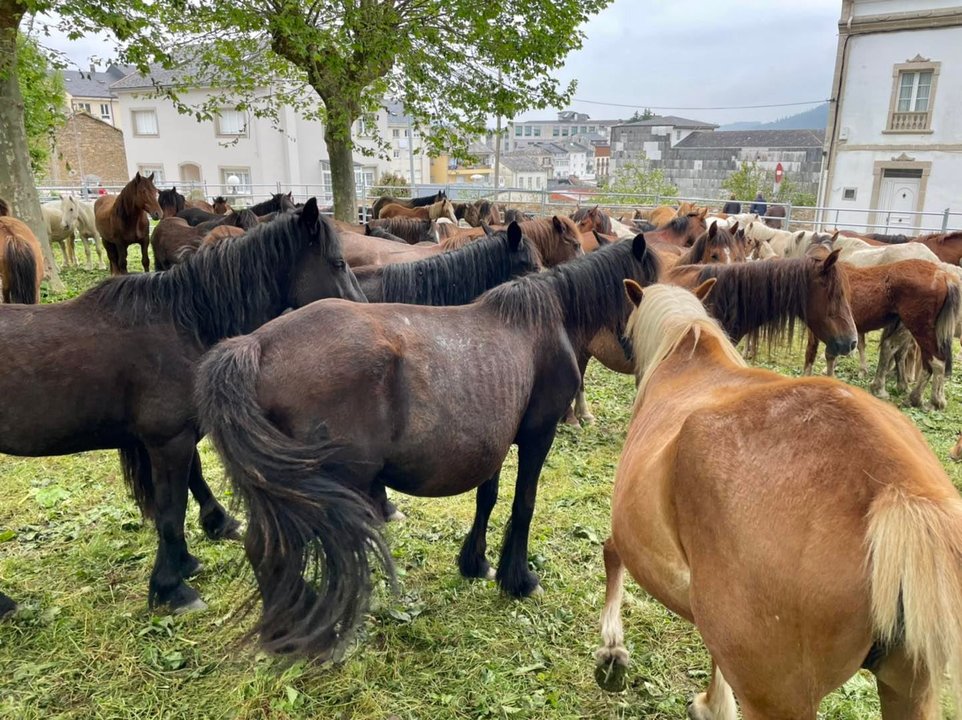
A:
[610,116,718,174]
[820,0,962,232]
[44,111,129,187]
[62,65,129,131]
[506,111,621,153]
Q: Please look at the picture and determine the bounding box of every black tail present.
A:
[119,441,155,518]
[195,335,394,658]
[4,238,39,303]
[937,279,961,377]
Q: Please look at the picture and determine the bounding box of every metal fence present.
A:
[35,181,961,235]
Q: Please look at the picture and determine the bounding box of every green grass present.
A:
[4,264,962,719]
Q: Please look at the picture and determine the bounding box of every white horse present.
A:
[40,201,75,270]
[59,194,105,271]
[608,217,638,240]
[745,222,818,258]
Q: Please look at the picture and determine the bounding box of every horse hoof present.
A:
[594,647,629,692]
[174,596,208,615]
[202,513,243,542]
[562,415,580,427]
[578,413,596,426]
[528,584,544,597]
[484,567,496,581]
[180,557,204,578]
[0,598,18,619]
[387,509,407,522]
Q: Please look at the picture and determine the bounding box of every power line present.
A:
[571,97,830,111]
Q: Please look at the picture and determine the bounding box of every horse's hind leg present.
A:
[803,330,819,376]
[371,481,405,522]
[594,538,629,692]
[91,236,106,270]
[104,241,120,275]
[857,332,867,375]
[80,237,92,271]
[146,433,207,612]
[0,590,17,618]
[187,448,241,541]
[871,326,901,400]
[140,240,150,272]
[458,472,499,581]
[687,661,737,720]
[873,647,938,719]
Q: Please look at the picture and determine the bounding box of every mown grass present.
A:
[3,254,962,719]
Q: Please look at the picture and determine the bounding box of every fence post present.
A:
[784,203,793,231]
[276,180,282,194]
[360,178,367,223]
[943,208,950,233]
[540,187,547,216]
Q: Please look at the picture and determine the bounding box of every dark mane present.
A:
[82,211,341,347]
[158,188,186,214]
[665,214,692,233]
[479,238,660,340]
[865,232,911,244]
[116,176,150,223]
[371,232,538,305]
[695,257,842,347]
[0,197,8,217]
[248,193,293,216]
[410,190,444,208]
[367,217,435,243]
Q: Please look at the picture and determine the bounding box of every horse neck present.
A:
[640,328,745,406]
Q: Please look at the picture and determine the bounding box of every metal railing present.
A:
[35,181,960,235]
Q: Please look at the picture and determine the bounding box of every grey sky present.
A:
[38,0,842,127]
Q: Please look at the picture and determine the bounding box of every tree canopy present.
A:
[18,32,66,178]
[596,159,678,205]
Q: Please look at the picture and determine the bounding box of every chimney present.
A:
[89,63,96,73]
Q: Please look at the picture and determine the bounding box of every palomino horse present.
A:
[59,194,106,270]
[95,172,163,274]
[0,216,44,303]
[595,280,962,720]
[354,222,539,305]
[194,236,660,658]
[379,198,458,224]
[0,199,366,616]
[803,258,960,409]
[371,190,445,219]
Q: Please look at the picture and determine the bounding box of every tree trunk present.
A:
[0,10,64,292]
[322,113,358,223]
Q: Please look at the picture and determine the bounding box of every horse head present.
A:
[134,172,163,221]
[60,193,80,231]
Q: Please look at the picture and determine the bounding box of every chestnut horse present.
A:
[642,211,708,248]
[915,230,962,266]
[803,259,960,409]
[151,210,258,270]
[0,200,366,616]
[379,198,458,224]
[194,236,660,658]
[0,216,44,303]
[595,280,962,720]
[95,172,162,274]
[371,190,444,219]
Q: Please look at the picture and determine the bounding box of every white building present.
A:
[500,156,549,192]
[820,0,962,233]
[506,111,621,153]
[110,66,431,202]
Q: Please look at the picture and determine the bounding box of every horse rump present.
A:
[3,236,40,303]
[938,279,961,377]
[195,334,395,658]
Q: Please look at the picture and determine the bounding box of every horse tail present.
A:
[3,235,40,303]
[195,335,394,658]
[936,277,961,377]
[867,485,962,713]
[119,441,155,519]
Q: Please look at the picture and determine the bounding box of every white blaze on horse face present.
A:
[724,247,732,264]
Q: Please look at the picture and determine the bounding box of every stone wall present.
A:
[44,112,129,186]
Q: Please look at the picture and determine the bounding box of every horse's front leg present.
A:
[140,240,150,272]
[803,330,819,376]
[80,237,93,271]
[458,472,500,581]
[104,240,120,275]
[187,448,242,541]
[146,433,207,612]
[497,428,557,597]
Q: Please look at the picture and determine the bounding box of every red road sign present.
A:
[774,162,784,184]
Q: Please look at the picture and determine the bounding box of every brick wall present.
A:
[44,112,130,186]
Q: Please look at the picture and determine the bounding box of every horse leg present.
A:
[117,243,129,274]
[857,332,867,376]
[909,359,938,410]
[92,236,106,270]
[871,327,900,400]
[803,331,818,376]
[146,433,207,612]
[573,352,594,424]
[874,647,938,720]
[0,590,17,618]
[457,472,499,581]
[594,538,629,692]
[825,351,838,377]
[187,448,242,541]
[496,429,556,597]
[371,481,405,522]
[80,237,93,271]
[687,661,737,720]
[66,236,77,268]
[104,241,120,275]
[141,240,150,272]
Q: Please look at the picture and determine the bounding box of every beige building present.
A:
[62,65,128,131]
[44,112,130,187]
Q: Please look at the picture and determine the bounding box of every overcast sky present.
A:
[37,0,842,127]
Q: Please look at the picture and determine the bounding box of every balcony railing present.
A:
[888,111,930,132]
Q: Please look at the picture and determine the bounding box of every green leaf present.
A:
[0,529,16,542]
[34,485,70,509]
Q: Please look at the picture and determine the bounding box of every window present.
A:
[589,126,596,133]
[887,59,940,132]
[843,187,857,201]
[73,102,91,113]
[675,130,681,141]
[99,103,112,122]
[393,129,400,138]
[552,126,559,137]
[393,149,401,158]
[131,109,159,136]
[515,126,522,137]
[220,167,251,194]
[524,126,532,137]
[355,113,377,136]
[216,109,248,137]
[535,175,542,189]
[533,127,541,137]
[561,127,569,137]
[137,165,165,183]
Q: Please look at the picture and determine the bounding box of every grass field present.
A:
[3,255,962,719]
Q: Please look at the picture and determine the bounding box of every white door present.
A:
[878,173,920,230]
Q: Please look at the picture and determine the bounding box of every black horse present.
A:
[371,190,446,219]
[158,187,187,218]
[0,199,364,616]
[195,234,660,658]
[178,193,295,226]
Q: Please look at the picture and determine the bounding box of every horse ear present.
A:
[708,221,718,239]
[507,221,522,250]
[552,215,564,232]
[730,221,739,235]
[631,233,648,261]
[699,208,708,219]
[692,278,716,302]
[821,248,842,272]
[300,197,320,229]
[831,230,840,242]
[147,172,155,181]
[624,279,644,307]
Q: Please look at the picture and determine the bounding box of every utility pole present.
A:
[493,70,502,201]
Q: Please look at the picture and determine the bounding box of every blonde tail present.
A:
[867,485,962,713]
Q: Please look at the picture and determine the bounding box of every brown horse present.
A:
[364,218,439,244]
[194,235,660,658]
[371,190,444,219]
[0,200,366,617]
[152,210,259,270]
[665,222,746,268]
[379,198,458,223]
[202,225,246,247]
[596,280,962,720]
[803,259,961,409]
[0,216,44,303]
[642,211,708,248]
[571,206,613,236]
[212,197,232,215]
[0,196,9,217]
[95,172,162,274]
[915,230,962,266]
[462,200,503,227]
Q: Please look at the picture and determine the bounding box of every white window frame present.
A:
[137,164,165,183]
[886,59,940,133]
[74,101,92,114]
[216,109,249,138]
[131,109,159,137]
[219,167,252,195]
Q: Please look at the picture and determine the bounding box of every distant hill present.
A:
[719,103,829,131]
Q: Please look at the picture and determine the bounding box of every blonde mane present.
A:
[627,284,747,401]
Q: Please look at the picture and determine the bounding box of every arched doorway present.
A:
[179,162,202,184]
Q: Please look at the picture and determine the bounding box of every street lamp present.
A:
[227,174,240,195]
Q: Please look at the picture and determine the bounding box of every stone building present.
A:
[44,111,130,187]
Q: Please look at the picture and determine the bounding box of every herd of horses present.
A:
[2,178,962,718]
